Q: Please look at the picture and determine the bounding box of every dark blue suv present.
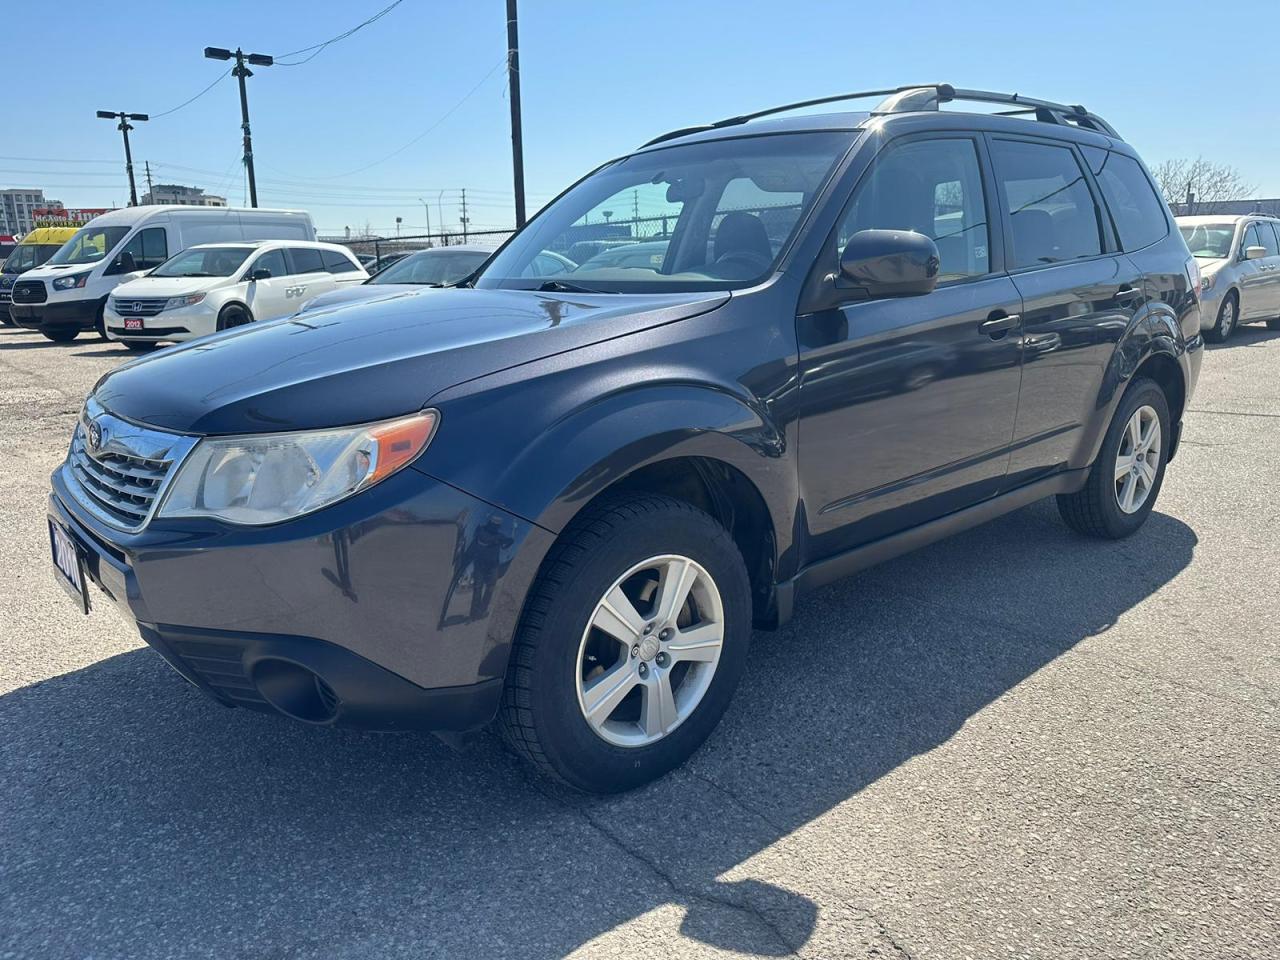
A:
[47,85,1203,792]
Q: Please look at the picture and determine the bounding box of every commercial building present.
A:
[140,184,227,207]
[1170,198,1280,217]
[0,189,57,236]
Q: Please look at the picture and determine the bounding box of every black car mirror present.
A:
[838,229,940,298]
[250,268,272,281]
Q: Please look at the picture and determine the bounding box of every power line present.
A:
[274,0,406,66]
[148,67,232,119]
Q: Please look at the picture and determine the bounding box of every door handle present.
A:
[979,313,1019,337]
[1114,284,1142,300]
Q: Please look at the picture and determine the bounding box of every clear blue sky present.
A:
[6,0,1278,236]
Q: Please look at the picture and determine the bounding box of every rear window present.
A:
[1255,221,1280,257]
[321,249,360,274]
[1086,149,1169,251]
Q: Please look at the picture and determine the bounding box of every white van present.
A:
[103,240,368,349]
[10,205,315,342]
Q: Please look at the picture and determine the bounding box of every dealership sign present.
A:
[32,207,114,228]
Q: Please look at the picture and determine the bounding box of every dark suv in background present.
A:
[47,85,1202,792]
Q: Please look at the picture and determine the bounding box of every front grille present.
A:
[167,637,268,708]
[110,297,168,317]
[12,279,46,303]
[0,290,10,305]
[62,397,198,532]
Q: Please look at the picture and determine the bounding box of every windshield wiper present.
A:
[534,279,613,294]
[180,271,217,277]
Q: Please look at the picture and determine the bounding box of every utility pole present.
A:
[460,188,469,241]
[437,191,446,245]
[505,0,527,229]
[418,197,431,237]
[95,110,149,206]
[144,161,155,204]
[204,46,274,208]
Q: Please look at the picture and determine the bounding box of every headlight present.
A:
[165,293,206,310]
[157,410,438,525]
[1200,272,1215,292]
[52,273,90,290]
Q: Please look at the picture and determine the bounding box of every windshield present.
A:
[2,244,60,274]
[150,246,252,278]
[47,225,130,266]
[1179,223,1236,259]
[373,249,491,285]
[476,131,852,293]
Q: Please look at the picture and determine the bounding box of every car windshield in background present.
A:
[46,225,130,266]
[476,131,853,293]
[1179,223,1236,259]
[373,249,491,285]
[151,246,252,278]
[2,244,59,274]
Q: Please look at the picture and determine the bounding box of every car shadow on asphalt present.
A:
[0,499,1197,958]
[1205,325,1280,350]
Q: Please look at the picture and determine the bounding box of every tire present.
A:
[1,314,14,328]
[41,328,79,343]
[1205,292,1238,343]
[93,303,107,341]
[500,493,752,793]
[120,340,158,352]
[1267,317,1280,331]
[216,304,253,331]
[1057,377,1171,539]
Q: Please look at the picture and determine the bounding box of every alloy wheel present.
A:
[1220,298,1235,336]
[1114,404,1161,514]
[575,554,724,748]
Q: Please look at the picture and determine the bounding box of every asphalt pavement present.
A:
[1,323,1276,959]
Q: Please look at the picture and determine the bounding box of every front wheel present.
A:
[1206,292,1238,343]
[500,494,751,793]
[216,304,253,331]
[41,328,79,343]
[1267,317,1280,331]
[1057,377,1171,539]
[120,339,158,352]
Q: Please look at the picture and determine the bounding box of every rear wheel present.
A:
[1206,292,1238,343]
[500,494,751,793]
[216,304,253,331]
[41,328,79,343]
[1057,377,1170,539]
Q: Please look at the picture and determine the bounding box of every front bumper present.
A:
[12,296,99,332]
[49,463,554,731]
[104,301,213,342]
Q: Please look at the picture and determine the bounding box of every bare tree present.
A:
[1151,157,1256,214]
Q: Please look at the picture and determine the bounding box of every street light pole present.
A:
[418,197,431,237]
[96,110,149,206]
[505,0,527,229]
[204,46,274,208]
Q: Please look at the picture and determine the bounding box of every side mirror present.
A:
[839,229,940,298]
[116,251,138,274]
[250,268,272,281]
[1243,245,1268,261]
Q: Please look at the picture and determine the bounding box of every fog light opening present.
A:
[252,659,340,723]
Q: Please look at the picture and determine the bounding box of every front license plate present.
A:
[123,318,143,331]
[48,518,90,614]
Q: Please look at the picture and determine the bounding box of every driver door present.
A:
[242,249,293,320]
[796,134,1024,559]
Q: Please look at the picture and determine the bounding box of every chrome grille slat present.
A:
[109,297,168,317]
[61,397,199,533]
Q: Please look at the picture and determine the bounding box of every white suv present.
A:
[103,240,368,349]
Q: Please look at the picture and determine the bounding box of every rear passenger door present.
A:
[988,135,1144,487]
[1252,221,1280,318]
[1236,223,1271,320]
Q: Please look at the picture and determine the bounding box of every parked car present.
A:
[1177,214,1280,341]
[47,84,1201,793]
[0,226,78,325]
[102,241,368,349]
[363,251,411,275]
[10,205,315,342]
[298,244,497,314]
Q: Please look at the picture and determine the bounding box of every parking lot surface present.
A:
[1,325,1277,959]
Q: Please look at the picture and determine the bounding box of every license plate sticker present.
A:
[123,318,143,331]
[48,518,90,614]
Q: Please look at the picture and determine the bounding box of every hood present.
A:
[94,287,730,435]
[20,262,94,280]
[110,275,226,299]
[298,283,424,312]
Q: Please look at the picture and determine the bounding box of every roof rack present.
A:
[642,84,1120,147]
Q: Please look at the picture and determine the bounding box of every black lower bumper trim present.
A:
[139,623,502,732]
[12,297,100,331]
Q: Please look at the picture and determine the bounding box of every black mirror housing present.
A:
[839,229,940,298]
[251,268,272,281]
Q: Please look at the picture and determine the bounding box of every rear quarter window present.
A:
[1085,149,1169,251]
[321,249,361,274]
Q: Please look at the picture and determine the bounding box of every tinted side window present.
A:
[1088,151,1169,250]
[321,249,360,273]
[1242,223,1263,256]
[991,139,1103,268]
[287,248,325,274]
[837,137,991,280]
[140,228,168,269]
[250,249,288,278]
[1256,222,1280,257]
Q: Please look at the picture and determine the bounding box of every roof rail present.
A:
[641,84,1119,147]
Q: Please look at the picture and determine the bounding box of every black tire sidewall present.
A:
[1091,379,1171,537]
[217,305,251,331]
[41,328,78,343]
[523,503,751,792]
